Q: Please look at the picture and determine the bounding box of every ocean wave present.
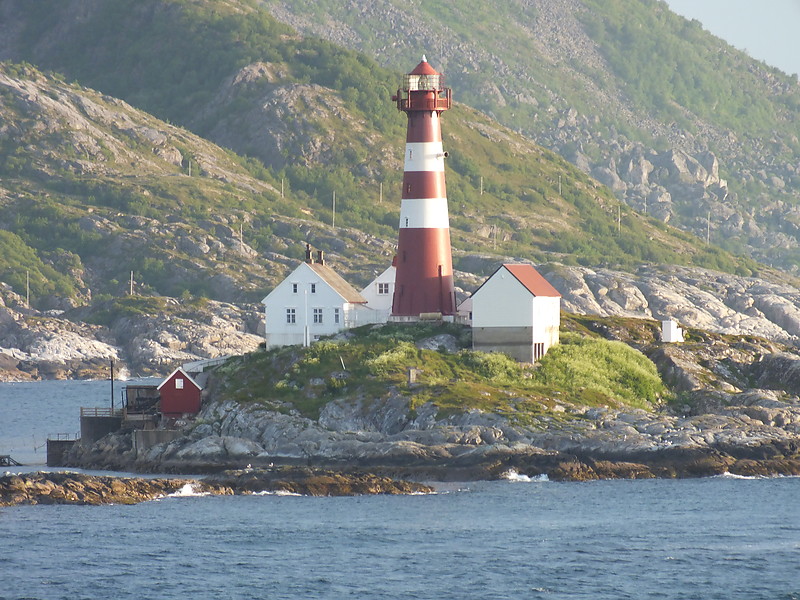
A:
[252,489,303,496]
[715,471,800,481]
[168,482,212,497]
[500,469,549,482]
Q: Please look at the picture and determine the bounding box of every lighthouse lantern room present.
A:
[391,56,456,318]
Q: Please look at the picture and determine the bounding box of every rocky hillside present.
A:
[259,0,800,271]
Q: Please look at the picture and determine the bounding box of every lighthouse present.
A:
[391,56,456,318]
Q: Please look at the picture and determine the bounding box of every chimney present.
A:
[305,243,313,263]
[316,250,325,265]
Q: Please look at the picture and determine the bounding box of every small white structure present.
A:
[469,263,561,362]
[262,248,374,349]
[661,319,684,343]
[360,263,396,324]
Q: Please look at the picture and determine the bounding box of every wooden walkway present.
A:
[0,455,22,467]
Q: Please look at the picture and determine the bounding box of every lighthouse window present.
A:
[409,149,413,159]
[406,184,411,193]
[378,283,390,295]
[405,218,409,227]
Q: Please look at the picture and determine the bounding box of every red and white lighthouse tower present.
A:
[391,56,456,318]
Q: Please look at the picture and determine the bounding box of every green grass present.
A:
[213,322,669,422]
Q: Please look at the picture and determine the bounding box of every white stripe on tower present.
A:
[404,142,446,173]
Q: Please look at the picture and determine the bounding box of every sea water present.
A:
[1,381,799,600]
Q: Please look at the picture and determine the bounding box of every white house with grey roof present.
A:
[261,248,377,349]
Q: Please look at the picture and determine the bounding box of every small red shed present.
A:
[157,367,203,418]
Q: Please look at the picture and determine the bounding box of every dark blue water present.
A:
[1,382,800,599]
[0,379,156,465]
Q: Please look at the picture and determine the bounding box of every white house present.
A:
[469,263,561,362]
[262,248,375,349]
[359,263,396,324]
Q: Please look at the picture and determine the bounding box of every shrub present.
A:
[532,333,666,407]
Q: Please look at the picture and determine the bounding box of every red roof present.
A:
[410,57,439,76]
[157,367,203,391]
[503,264,561,297]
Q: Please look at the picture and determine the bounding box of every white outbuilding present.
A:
[261,248,374,349]
[469,263,561,362]
[661,319,684,343]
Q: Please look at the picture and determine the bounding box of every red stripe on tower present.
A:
[391,56,456,317]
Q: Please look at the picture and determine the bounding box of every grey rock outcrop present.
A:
[0,286,263,379]
[541,264,800,342]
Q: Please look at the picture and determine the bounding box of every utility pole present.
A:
[379,182,383,205]
[558,175,562,196]
[110,358,115,412]
[239,223,244,252]
[26,270,30,307]
[618,205,621,234]
[281,178,284,198]
[130,271,134,295]
[480,176,483,195]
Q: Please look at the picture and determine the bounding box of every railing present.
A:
[396,88,452,112]
[47,432,80,441]
[80,407,124,418]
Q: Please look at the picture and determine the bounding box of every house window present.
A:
[292,283,298,294]
[175,378,184,390]
[313,308,323,324]
[334,308,340,324]
[286,308,296,324]
[310,283,316,294]
[378,283,390,295]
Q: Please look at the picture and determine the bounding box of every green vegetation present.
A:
[0,230,76,299]
[214,322,668,422]
[578,0,794,142]
[533,333,664,409]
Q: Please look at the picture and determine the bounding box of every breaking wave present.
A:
[168,482,211,497]
[500,469,549,482]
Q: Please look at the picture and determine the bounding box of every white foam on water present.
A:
[501,469,549,482]
[715,472,761,480]
[253,489,303,496]
[168,482,211,497]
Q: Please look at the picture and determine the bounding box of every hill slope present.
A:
[0,0,762,307]
[255,0,800,271]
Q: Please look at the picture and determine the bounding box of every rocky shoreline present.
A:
[53,313,800,485]
[0,468,433,506]
[59,390,800,484]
